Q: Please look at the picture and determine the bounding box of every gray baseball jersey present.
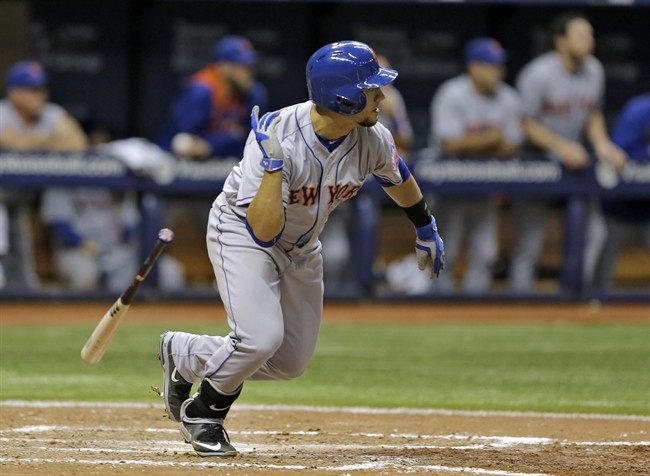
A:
[170,100,405,394]
[223,101,403,250]
[0,99,65,205]
[430,74,523,149]
[0,99,66,278]
[0,99,65,136]
[516,51,604,142]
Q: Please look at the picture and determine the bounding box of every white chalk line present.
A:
[28,446,190,454]
[1,424,648,448]
[12,439,650,452]
[2,426,648,452]
[0,456,552,476]
[1,401,647,476]
[1,399,648,421]
[0,437,645,476]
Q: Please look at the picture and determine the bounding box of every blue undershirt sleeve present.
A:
[373,156,411,187]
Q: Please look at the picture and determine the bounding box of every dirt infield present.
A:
[0,402,648,476]
[1,302,649,475]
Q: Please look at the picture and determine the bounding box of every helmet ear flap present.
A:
[335,90,366,115]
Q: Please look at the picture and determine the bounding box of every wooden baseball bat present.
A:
[80,228,175,364]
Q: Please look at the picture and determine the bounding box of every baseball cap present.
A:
[465,38,507,64]
[5,61,48,89]
[212,36,258,65]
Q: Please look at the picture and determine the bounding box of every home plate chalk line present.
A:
[0,456,555,476]
[1,401,648,475]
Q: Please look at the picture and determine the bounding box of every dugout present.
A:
[1,0,649,301]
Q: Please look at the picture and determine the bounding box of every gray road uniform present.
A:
[511,52,605,292]
[169,101,406,395]
[430,75,522,292]
[160,40,444,459]
[0,99,68,288]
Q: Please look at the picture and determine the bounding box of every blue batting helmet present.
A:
[306,41,398,116]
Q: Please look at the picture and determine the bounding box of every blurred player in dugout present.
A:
[510,11,627,293]
[0,61,141,292]
[428,38,522,293]
[157,35,268,159]
[0,61,87,289]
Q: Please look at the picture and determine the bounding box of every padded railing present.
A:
[1,150,648,301]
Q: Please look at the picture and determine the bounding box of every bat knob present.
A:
[158,228,175,243]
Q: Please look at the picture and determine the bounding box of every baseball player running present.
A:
[157,41,445,457]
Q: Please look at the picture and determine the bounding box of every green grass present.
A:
[0,321,648,415]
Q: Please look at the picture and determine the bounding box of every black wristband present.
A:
[401,197,432,228]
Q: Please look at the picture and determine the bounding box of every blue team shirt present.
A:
[157,77,268,159]
[611,94,650,162]
[603,94,650,222]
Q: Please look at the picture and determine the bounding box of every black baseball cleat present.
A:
[180,407,237,457]
[159,331,192,422]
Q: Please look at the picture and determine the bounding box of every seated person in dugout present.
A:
[0,61,142,292]
[0,61,87,289]
[157,35,268,160]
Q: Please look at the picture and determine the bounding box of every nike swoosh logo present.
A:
[197,442,222,452]
[209,404,229,412]
[171,368,180,383]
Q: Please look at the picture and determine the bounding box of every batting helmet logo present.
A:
[306,41,398,116]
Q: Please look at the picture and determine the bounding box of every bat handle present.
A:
[122,228,175,305]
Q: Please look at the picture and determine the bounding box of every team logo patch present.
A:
[390,144,399,171]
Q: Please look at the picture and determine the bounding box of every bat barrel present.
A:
[80,300,129,364]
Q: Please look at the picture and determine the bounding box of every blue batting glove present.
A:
[251,105,283,171]
[414,216,445,279]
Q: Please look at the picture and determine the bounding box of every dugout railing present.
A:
[0,150,648,302]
